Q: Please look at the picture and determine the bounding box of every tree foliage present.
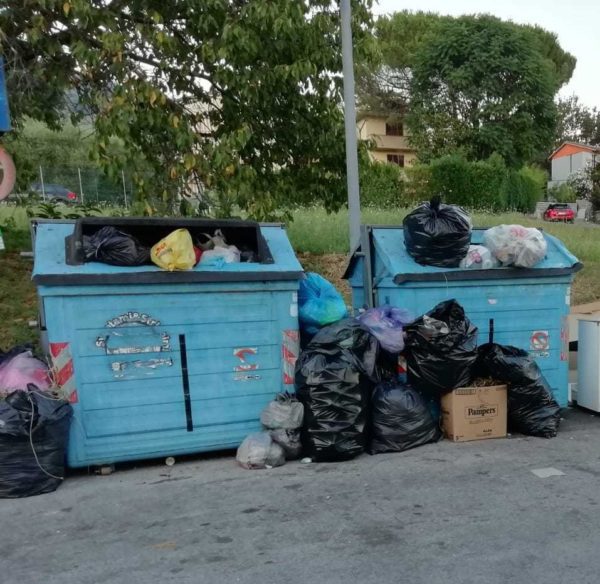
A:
[555,95,600,147]
[407,16,558,167]
[359,11,575,114]
[0,0,373,218]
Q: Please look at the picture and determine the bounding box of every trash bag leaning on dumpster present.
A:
[369,381,441,454]
[358,306,413,354]
[236,432,286,469]
[295,319,379,462]
[477,343,560,438]
[298,273,348,335]
[0,350,51,396]
[260,393,304,460]
[404,299,478,397]
[0,389,72,498]
[403,197,472,268]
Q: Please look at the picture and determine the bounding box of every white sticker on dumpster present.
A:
[233,347,259,372]
[530,330,549,351]
[290,292,298,317]
[566,286,571,306]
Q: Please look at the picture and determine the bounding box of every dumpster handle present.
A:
[178,334,194,432]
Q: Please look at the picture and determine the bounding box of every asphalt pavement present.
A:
[3,407,600,584]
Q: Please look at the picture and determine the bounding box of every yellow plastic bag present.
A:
[151,228,196,271]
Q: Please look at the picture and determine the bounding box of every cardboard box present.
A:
[441,385,507,442]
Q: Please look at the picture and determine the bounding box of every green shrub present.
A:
[548,183,576,203]
[359,159,408,207]
[501,166,546,213]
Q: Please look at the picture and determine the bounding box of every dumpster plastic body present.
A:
[33,219,303,467]
[345,226,581,407]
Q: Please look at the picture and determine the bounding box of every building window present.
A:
[385,122,403,136]
[387,154,405,167]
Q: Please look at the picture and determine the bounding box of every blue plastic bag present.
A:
[298,273,348,335]
[358,306,413,353]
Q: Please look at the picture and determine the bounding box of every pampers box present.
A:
[441,385,507,442]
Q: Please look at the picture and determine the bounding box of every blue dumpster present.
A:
[33,218,303,467]
[345,226,582,407]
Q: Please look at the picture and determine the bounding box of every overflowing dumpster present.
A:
[32,218,303,467]
[345,226,582,407]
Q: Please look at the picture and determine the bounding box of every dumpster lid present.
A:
[344,226,582,283]
[33,221,303,286]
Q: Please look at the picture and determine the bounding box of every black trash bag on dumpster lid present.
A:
[404,300,478,396]
[83,226,150,266]
[477,343,560,438]
[295,319,379,462]
[369,382,441,454]
[0,389,72,498]
[403,197,472,267]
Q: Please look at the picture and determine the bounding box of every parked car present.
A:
[544,203,575,223]
[29,183,78,202]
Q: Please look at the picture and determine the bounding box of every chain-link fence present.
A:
[29,166,133,207]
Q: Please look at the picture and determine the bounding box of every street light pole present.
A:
[340,0,361,249]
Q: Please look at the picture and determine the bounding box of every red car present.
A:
[544,203,575,223]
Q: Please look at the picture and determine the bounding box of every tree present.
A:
[358,11,575,150]
[407,15,557,167]
[555,95,600,147]
[0,0,373,218]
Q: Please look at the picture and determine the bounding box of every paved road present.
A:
[3,408,600,584]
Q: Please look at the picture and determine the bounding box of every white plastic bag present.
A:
[260,393,304,430]
[483,225,547,268]
[236,432,286,469]
[459,245,501,270]
[199,245,241,267]
[269,429,303,460]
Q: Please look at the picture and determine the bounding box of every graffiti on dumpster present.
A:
[111,357,174,379]
[105,311,161,328]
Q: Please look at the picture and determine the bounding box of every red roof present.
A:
[549,141,600,160]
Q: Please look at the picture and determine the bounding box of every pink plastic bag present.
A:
[0,351,51,395]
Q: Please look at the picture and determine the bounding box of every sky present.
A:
[373,0,599,109]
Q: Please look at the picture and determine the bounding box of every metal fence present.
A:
[31,166,133,207]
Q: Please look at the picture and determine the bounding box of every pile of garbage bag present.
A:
[0,389,73,498]
[483,225,547,268]
[358,306,412,354]
[83,226,249,271]
[237,392,305,469]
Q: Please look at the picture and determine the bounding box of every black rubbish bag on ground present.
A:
[0,389,73,498]
[403,197,472,268]
[404,300,478,396]
[477,343,560,438]
[295,319,379,462]
[369,382,441,454]
[83,226,150,266]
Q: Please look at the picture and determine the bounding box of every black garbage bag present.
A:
[477,343,560,438]
[83,226,150,266]
[404,299,478,396]
[369,382,441,455]
[295,319,379,462]
[0,389,73,498]
[403,197,472,267]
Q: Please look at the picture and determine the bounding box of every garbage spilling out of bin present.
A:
[483,224,547,268]
[403,197,472,268]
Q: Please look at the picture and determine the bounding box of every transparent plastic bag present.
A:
[483,225,547,268]
[358,306,413,354]
[151,228,197,271]
[0,351,50,396]
[459,245,500,270]
[236,432,286,469]
[260,393,304,430]
[269,429,302,460]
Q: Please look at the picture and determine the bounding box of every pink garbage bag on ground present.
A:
[0,351,51,395]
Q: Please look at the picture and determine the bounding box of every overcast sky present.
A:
[373,0,599,109]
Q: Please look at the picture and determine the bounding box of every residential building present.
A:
[548,141,599,187]
[357,112,417,167]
